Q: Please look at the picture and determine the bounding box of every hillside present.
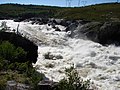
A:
[57,3,120,21]
[0,4,61,19]
[0,3,120,21]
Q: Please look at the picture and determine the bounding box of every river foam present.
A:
[0,20,120,90]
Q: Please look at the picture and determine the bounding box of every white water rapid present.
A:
[0,20,120,90]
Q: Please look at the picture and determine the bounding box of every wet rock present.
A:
[51,23,56,28]
[30,18,50,25]
[65,23,78,32]
[65,23,78,37]
[37,80,57,90]
[60,19,68,26]
[106,68,116,73]
[55,55,63,59]
[78,20,91,25]
[77,22,102,41]
[90,51,96,57]
[6,81,31,90]
[17,83,30,90]
[55,27,61,31]
[44,52,63,60]
[54,19,62,24]
[44,52,53,59]
[66,20,72,25]
[14,18,120,46]
[75,21,120,46]
[109,55,120,61]
[95,74,109,80]
[14,18,25,22]
[75,63,83,68]
[85,62,98,68]
[6,80,17,90]
[31,20,37,24]
[41,18,49,24]
[113,75,120,81]
[98,22,120,45]
[45,63,55,68]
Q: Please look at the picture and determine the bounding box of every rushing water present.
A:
[0,20,120,90]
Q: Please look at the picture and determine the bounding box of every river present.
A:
[0,20,120,90]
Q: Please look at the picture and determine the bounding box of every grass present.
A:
[0,70,28,89]
[56,3,120,21]
[0,70,27,83]
[0,3,120,21]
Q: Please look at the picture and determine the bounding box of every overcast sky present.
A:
[0,0,118,7]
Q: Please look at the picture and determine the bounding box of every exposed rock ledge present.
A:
[14,17,120,45]
[74,21,120,46]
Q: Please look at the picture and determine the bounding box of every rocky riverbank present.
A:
[15,18,120,46]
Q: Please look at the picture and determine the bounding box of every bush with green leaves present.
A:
[0,41,27,63]
[54,67,90,90]
[0,40,44,89]
[0,57,5,70]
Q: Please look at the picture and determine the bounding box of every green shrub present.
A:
[15,47,27,62]
[0,57,4,70]
[0,57,9,70]
[0,41,27,63]
[54,67,90,90]
[0,41,15,61]
[18,62,29,72]
[0,40,44,89]
[31,70,44,89]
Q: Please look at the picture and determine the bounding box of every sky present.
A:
[0,0,118,7]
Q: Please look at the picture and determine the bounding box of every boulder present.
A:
[59,19,69,26]
[78,20,91,25]
[14,17,25,22]
[6,80,17,90]
[6,81,31,90]
[74,22,102,40]
[75,21,120,46]
[44,52,63,60]
[55,27,61,31]
[54,19,62,24]
[41,18,49,24]
[98,22,120,45]
[109,55,120,61]
[37,80,58,90]
[65,22,78,37]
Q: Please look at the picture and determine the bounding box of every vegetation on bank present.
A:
[0,41,90,90]
[57,3,120,21]
[0,4,60,19]
[0,3,120,21]
[0,42,90,90]
[54,67,90,90]
[0,41,44,89]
